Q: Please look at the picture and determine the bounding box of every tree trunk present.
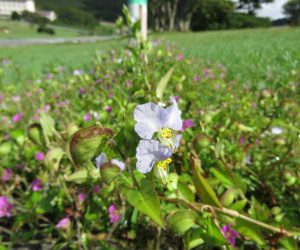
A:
[166,0,179,31]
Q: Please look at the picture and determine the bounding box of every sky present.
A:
[256,0,288,20]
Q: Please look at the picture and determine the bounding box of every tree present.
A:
[236,0,274,15]
[283,0,300,25]
[177,0,200,31]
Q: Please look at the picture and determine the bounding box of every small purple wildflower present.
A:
[176,53,183,61]
[35,152,44,161]
[78,192,86,203]
[56,217,70,229]
[83,113,92,121]
[31,179,42,191]
[108,92,114,99]
[193,75,200,82]
[182,119,194,131]
[93,185,100,193]
[108,204,121,224]
[105,106,112,113]
[12,112,24,123]
[239,137,245,145]
[221,225,239,246]
[79,87,86,95]
[1,169,13,183]
[0,196,13,218]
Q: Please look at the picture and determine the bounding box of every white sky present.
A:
[256,0,288,20]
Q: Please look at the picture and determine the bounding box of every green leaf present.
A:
[187,228,204,249]
[40,112,58,144]
[229,199,247,212]
[156,67,174,99]
[45,147,64,171]
[210,168,234,187]
[177,182,195,202]
[201,217,228,246]
[100,163,121,183]
[279,237,298,250]
[69,125,113,166]
[166,209,198,235]
[124,179,164,227]
[235,219,265,245]
[11,129,25,146]
[28,123,44,145]
[65,169,100,184]
[191,152,222,207]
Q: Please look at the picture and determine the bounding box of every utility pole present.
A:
[128,0,148,40]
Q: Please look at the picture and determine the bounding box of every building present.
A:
[37,10,57,21]
[0,0,36,17]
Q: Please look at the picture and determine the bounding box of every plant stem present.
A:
[159,197,300,237]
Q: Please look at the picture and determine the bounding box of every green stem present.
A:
[159,197,300,237]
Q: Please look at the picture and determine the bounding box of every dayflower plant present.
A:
[134,97,183,149]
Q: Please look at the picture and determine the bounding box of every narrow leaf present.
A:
[156,67,174,99]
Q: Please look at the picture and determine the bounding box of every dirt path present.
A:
[0,36,117,47]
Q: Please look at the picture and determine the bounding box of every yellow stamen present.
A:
[156,158,172,170]
[160,128,174,139]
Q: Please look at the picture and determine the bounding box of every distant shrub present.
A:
[11,11,21,21]
[229,13,271,29]
[37,24,55,35]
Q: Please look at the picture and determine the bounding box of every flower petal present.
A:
[134,103,164,139]
[162,98,182,131]
[111,159,125,171]
[95,153,107,168]
[136,140,173,174]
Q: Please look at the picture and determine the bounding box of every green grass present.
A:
[1,27,300,86]
[0,20,85,38]
[159,27,300,85]
[0,38,125,84]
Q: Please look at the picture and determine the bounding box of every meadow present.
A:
[0,26,299,249]
[1,26,300,85]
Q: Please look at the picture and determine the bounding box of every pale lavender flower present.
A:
[1,169,13,183]
[111,159,125,171]
[35,152,44,161]
[0,196,13,218]
[95,153,107,168]
[0,93,3,102]
[95,153,125,171]
[108,92,114,99]
[271,127,283,135]
[182,119,194,131]
[125,80,132,87]
[12,112,24,123]
[108,204,121,224]
[221,225,239,246]
[31,179,42,191]
[136,139,172,174]
[73,69,84,76]
[56,217,70,229]
[134,97,182,145]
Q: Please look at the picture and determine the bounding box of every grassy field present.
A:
[0,20,85,38]
[1,27,299,85]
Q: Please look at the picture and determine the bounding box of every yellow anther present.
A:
[156,158,172,170]
[160,128,174,139]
